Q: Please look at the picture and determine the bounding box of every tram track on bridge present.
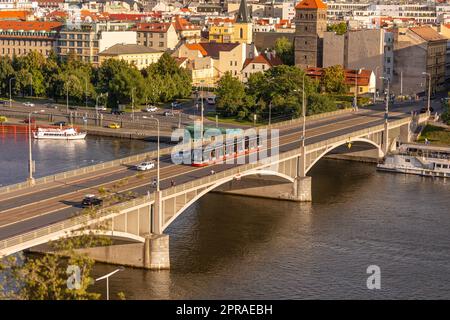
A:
[0,108,381,205]
[0,110,408,235]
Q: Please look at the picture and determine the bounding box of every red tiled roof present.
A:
[133,22,173,33]
[173,16,201,31]
[409,26,447,42]
[295,0,327,10]
[108,13,158,22]
[242,53,283,69]
[0,10,30,21]
[185,43,208,56]
[306,67,372,87]
[0,21,62,32]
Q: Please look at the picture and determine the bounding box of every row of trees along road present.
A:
[214,64,351,123]
[0,51,192,109]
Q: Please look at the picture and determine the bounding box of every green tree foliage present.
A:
[321,65,348,94]
[0,56,14,96]
[273,37,294,65]
[97,58,145,108]
[327,22,347,35]
[12,51,48,97]
[143,53,192,103]
[307,93,338,115]
[215,72,247,117]
[0,205,119,300]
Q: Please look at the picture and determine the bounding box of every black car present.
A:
[81,195,103,208]
[68,106,78,110]
[111,110,125,115]
[419,106,434,114]
[53,121,66,126]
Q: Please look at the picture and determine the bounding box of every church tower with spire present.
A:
[234,0,253,44]
[294,0,328,69]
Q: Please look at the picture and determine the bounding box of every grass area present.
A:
[205,113,258,127]
[418,124,450,146]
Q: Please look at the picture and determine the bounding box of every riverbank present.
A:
[0,119,174,143]
[418,124,450,146]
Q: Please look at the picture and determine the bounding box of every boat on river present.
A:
[33,127,87,140]
[377,143,450,178]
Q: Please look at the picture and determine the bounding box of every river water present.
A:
[1,134,449,299]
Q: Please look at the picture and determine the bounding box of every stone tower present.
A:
[294,0,327,69]
[234,0,253,44]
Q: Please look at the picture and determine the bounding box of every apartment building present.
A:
[177,41,255,85]
[98,43,163,69]
[392,26,447,96]
[0,21,62,58]
[241,52,282,82]
[56,22,136,66]
[323,28,387,93]
[134,22,179,51]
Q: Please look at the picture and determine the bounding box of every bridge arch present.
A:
[161,169,295,232]
[305,138,383,174]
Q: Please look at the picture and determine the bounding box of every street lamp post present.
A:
[422,72,431,114]
[9,77,15,107]
[131,87,135,122]
[374,66,379,104]
[148,116,160,192]
[27,110,44,186]
[95,267,124,300]
[380,76,390,122]
[354,68,364,111]
[66,80,69,113]
[268,101,272,127]
[85,77,88,108]
[29,74,33,97]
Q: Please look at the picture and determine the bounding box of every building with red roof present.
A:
[0,21,62,58]
[242,52,283,82]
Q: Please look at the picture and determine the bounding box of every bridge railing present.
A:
[0,193,155,254]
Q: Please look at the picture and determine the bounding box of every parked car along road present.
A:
[23,102,35,107]
[143,106,158,112]
[108,122,121,129]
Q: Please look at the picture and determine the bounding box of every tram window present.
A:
[436,164,441,168]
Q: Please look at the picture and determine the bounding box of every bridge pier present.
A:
[293,176,312,202]
[213,174,312,202]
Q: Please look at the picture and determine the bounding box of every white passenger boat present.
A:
[377,143,450,178]
[33,127,87,140]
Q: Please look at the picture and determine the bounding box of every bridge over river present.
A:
[0,108,428,269]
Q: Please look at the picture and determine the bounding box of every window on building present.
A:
[159,33,164,38]
[159,42,163,47]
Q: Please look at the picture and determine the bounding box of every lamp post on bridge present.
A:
[27,109,45,186]
[422,72,431,115]
[380,76,390,154]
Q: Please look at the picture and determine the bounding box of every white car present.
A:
[143,106,158,112]
[136,161,155,171]
[23,102,35,107]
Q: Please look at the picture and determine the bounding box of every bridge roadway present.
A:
[0,109,410,241]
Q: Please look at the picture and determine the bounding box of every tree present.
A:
[143,53,192,103]
[0,56,14,97]
[307,93,338,115]
[273,37,294,65]
[97,59,145,108]
[327,22,347,35]
[215,72,246,116]
[321,65,347,94]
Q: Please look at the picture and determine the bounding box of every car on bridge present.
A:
[419,106,434,114]
[81,194,103,208]
[136,161,155,171]
[164,111,174,117]
[23,102,35,107]
[53,121,67,126]
[23,118,36,124]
